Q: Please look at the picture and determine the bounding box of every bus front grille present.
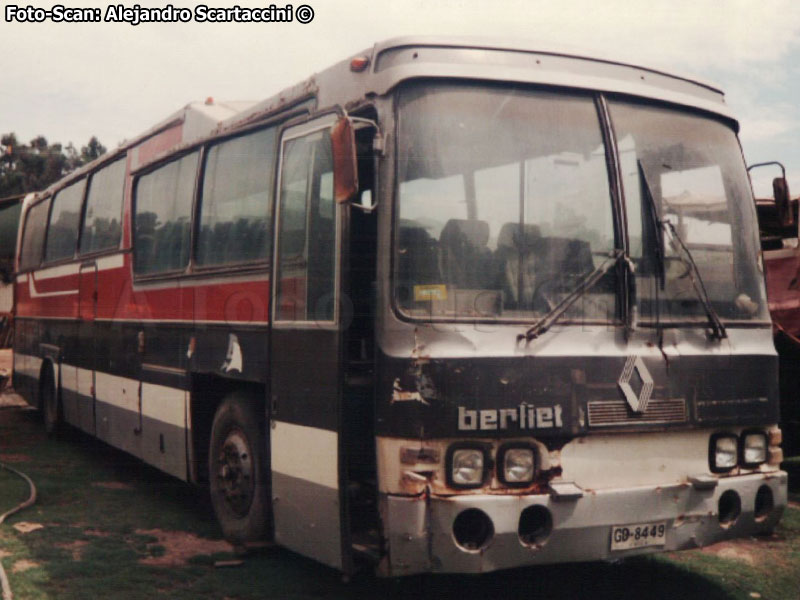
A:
[587,398,687,427]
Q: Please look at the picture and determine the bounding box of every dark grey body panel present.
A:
[375,326,779,440]
[14,317,270,386]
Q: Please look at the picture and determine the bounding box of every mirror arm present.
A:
[747,160,786,179]
[346,114,385,214]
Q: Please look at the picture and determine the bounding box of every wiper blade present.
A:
[636,161,726,341]
[662,220,727,340]
[518,249,625,343]
[638,162,666,288]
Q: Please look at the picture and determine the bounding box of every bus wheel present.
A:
[209,394,269,543]
[41,365,61,435]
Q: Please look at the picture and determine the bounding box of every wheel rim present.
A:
[215,428,254,517]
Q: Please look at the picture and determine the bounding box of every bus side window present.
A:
[45,180,86,263]
[19,199,51,272]
[133,151,199,276]
[196,127,277,267]
[275,129,336,322]
[80,158,126,255]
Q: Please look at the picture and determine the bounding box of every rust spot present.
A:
[399,475,428,495]
[400,447,439,464]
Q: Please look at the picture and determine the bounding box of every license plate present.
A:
[610,521,667,551]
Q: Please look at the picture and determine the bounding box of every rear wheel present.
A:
[209,393,269,544]
[40,365,61,435]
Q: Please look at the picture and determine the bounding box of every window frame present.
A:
[78,156,127,259]
[42,177,88,267]
[18,196,52,273]
[132,148,203,280]
[192,124,280,274]
[272,110,342,327]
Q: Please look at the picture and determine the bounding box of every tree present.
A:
[0,134,106,199]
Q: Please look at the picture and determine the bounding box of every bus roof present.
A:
[24,36,736,211]
[226,36,734,131]
[23,99,255,209]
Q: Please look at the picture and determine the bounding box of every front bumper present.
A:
[379,471,787,575]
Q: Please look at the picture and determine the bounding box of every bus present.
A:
[0,195,22,384]
[13,37,787,576]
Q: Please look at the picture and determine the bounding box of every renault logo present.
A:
[618,356,654,413]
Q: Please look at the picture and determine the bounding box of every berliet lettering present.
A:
[458,404,564,431]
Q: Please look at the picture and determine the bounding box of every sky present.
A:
[2,0,800,196]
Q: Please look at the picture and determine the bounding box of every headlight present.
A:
[498,445,536,486]
[741,431,768,468]
[448,446,487,488]
[709,433,738,473]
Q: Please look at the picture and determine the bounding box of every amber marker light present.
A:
[350,56,369,72]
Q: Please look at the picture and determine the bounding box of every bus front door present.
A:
[269,114,349,571]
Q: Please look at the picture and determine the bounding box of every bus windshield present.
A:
[395,82,617,322]
[395,82,768,325]
[609,99,769,324]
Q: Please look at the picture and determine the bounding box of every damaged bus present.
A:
[13,37,786,576]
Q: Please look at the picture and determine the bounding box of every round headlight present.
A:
[451,448,485,487]
[742,432,767,467]
[503,448,535,484]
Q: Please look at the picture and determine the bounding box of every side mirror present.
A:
[773,176,793,227]
[331,116,358,204]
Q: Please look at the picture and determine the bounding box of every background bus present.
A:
[0,194,22,385]
[13,37,787,576]
[751,162,800,456]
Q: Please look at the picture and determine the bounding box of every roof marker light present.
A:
[350,56,369,72]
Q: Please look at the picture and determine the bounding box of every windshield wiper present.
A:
[518,249,627,343]
[636,161,726,340]
[661,219,727,340]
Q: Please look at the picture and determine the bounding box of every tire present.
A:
[209,393,269,544]
[40,364,61,436]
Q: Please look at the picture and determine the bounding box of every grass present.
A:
[1,405,799,599]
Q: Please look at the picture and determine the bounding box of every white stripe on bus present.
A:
[94,369,140,414]
[35,254,124,281]
[35,263,80,280]
[28,275,76,298]
[271,420,338,490]
[95,254,125,271]
[57,367,187,429]
[13,353,42,379]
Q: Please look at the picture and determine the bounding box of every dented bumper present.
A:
[379,471,787,575]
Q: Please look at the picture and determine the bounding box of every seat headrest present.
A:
[439,219,490,248]
[496,223,541,249]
